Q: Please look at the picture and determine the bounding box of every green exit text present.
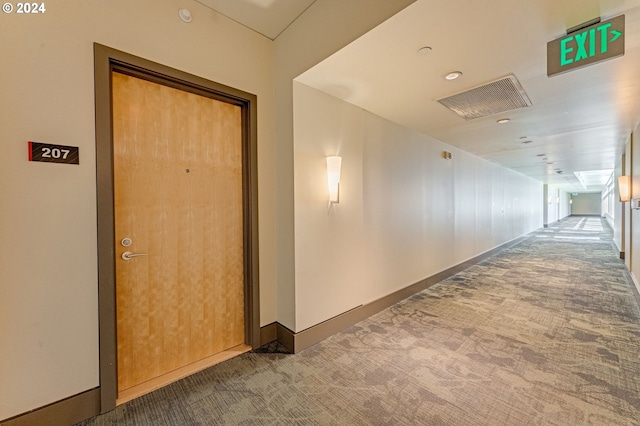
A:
[560,22,621,66]
[547,15,624,77]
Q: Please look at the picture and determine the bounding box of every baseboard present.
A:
[267,234,530,354]
[0,388,100,426]
[260,322,295,353]
[260,322,278,345]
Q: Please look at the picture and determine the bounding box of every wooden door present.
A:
[111,71,246,400]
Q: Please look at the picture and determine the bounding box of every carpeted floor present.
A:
[77,216,640,425]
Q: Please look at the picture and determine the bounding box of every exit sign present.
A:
[547,15,624,77]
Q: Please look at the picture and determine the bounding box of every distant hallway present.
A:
[78,216,640,425]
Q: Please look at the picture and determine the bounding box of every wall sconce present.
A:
[569,199,573,205]
[442,151,452,160]
[556,196,560,204]
[547,196,552,204]
[326,156,342,204]
[618,175,630,202]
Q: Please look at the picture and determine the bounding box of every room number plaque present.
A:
[28,141,79,165]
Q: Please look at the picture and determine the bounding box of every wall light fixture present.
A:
[618,175,631,202]
[326,156,342,204]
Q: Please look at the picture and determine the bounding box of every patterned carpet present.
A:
[77,216,640,425]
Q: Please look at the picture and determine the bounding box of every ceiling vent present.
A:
[437,74,532,120]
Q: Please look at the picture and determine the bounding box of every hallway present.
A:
[78,216,640,425]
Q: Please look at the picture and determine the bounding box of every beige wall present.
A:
[545,185,571,225]
[0,0,275,420]
[618,131,638,289]
[612,130,640,293]
[631,131,640,288]
[625,139,633,270]
[571,193,602,215]
[0,0,556,420]
[613,154,625,253]
[293,84,543,331]
[272,0,416,331]
[0,0,422,419]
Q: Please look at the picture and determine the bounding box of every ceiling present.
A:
[195,0,315,39]
[198,0,640,192]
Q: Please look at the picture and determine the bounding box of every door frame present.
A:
[94,43,260,413]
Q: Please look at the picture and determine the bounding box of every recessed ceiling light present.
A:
[536,154,545,157]
[445,71,463,80]
[417,46,432,55]
[497,118,510,124]
[521,140,533,144]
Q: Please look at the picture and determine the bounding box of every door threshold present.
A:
[116,343,252,405]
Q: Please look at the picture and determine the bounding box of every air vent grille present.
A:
[437,75,532,120]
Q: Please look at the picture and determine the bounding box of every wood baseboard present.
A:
[116,344,252,405]
[1,388,99,426]
[259,322,295,353]
[260,322,277,345]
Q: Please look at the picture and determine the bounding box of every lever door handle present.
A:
[121,251,148,261]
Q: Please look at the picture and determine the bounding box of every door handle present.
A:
[121,251,148,261]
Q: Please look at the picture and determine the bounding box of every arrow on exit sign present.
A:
[547,15,625,77]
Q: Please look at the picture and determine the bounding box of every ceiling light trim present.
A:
[445,71,462,80]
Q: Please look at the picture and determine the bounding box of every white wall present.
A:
[625,139,632,271]
[613,160,624,252]
[631,130,640,288]
[0,0,555,419]
[293,83,543,331]
[603,171,618,231]
[559,189,571,219]
[0,1,275,420]
[273,0,416,331]
[543,184,570,225]
[571,193,602,215]
[293,86,366,328]
[547,186,560,224]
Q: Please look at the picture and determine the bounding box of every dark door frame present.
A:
[94,43,260,413]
